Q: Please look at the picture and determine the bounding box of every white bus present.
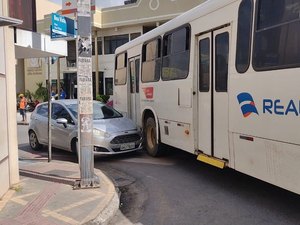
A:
[114,0,300,194]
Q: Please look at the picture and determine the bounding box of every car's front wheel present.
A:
[29,130,42,151]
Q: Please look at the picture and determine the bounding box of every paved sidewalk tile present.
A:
[0,161,119,225]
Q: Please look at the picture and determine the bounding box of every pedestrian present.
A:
[51,90,57,101]
[60,87,66,99]
[19,94,27,122]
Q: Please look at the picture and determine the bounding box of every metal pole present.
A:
[57,58,61,99]
[95,34,99,96]
[75,0,99,188]
[48,57,52,162]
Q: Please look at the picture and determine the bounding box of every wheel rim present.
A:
[30,132,37,148]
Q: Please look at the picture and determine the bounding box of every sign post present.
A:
[47,57,52,162]
[75,0,99,188]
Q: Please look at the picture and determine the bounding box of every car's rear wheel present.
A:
[145,117,161,157]
[29,130,42,151]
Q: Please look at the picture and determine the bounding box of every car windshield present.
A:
[66,102,123,120]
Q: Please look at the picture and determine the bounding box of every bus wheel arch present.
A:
[143,109,162,157]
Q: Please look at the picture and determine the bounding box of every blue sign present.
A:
[51,13,76,40]
[52,13,67,36]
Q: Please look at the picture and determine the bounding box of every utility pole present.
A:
[75,0,99,188]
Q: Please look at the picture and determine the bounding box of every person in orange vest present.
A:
[19,94,27,122]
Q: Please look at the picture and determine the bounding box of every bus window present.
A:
[115,53,127,85]
[199,38,210,92]
[236,0,253,73]
[142,38,161,82]
[162,26,190,81]
[253,0,300,70]
[215,32,229,92]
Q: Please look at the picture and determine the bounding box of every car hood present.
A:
[93,117,137,134]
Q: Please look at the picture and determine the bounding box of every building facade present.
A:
[24,0,205,100]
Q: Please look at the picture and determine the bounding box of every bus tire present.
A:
[145,117,161,157]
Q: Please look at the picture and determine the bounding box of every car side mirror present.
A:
[56,118,68,128]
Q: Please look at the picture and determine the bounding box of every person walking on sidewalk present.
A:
[19,94,27,122]
[59,87,66,99]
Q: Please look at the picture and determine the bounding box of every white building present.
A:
[23,0,205,100]
[0,0,67,198]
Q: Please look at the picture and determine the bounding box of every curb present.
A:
[84,168,120,225]
[86,190,120,225]
[17,122,29,125]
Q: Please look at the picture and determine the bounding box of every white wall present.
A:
[0,0,20,199]
[0,28,5,74]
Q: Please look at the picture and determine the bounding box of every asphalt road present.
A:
[18,124,300,225]
[94,149,300,225]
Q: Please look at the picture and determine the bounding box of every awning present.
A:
[15,29,68,59]
[0,15,22,27]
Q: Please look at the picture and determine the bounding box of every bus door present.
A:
[114,53,129,117]
[197,26,230,160]
[128,56,141,125]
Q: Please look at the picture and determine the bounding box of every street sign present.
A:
[51,13,67,36]
[51,13,76,40]
[61,0,95,15]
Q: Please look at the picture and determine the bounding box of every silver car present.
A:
[28,100,143,155]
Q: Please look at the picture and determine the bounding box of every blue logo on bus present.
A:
[237,92,259,117]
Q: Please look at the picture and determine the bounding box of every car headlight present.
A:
[93,129,111,138]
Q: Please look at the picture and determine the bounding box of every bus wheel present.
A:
[145,117,161,157]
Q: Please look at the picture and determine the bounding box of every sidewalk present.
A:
[0,119,120,225]
[0,160,119,225]
[17,111,31,125]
